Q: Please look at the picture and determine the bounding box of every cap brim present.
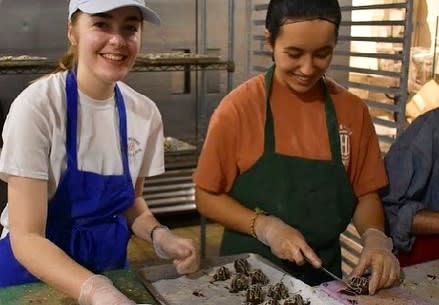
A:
[77,1,160,25]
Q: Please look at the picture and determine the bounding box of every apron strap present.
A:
[322,78,344,165]
[66,71,79,169]
[114,85,130,175]
[263,65,276,153]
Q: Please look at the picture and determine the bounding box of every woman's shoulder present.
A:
[330,85,370,120]
[393,108,439,148]
[16,71,67,101]
[116,81,161,118]
[10,71,67,113]
[228,74,265,98]
[220,74,265,110]
[331,86,366,107]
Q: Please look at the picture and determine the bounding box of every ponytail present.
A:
[52,45,77,74]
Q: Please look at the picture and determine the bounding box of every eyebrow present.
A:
[284,45,334,52]
[91,12,142,22]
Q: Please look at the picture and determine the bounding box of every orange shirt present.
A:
[193,74,387,197]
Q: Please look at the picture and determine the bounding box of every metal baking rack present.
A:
[0,54,234,74]
[0,54,234,215]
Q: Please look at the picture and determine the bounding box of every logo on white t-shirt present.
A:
[128,137,142,163]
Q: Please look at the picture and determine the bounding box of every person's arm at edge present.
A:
[8,176,93,300]
[412,210,439,235]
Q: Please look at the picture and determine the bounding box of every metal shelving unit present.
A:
[0,57,233,74]
[0,55,234,216]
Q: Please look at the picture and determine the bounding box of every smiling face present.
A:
[68,6,142,98]
[267,19,336,94]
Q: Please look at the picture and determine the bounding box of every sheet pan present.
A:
[137,253,344,305]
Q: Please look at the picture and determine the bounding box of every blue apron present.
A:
[0,71,135,287]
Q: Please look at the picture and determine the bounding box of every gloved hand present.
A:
[254,215,321,268]
[351,228,401,295]
[78,274,135,305]
[152,227,199,274]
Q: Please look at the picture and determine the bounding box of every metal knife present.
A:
[318,265,358,293]
[304,257,358,293]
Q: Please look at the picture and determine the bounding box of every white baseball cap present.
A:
[68,0,160,25]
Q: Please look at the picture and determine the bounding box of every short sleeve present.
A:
[349,103,388,197]
[139,105,165,178]
[193,95,240,193]
[0,90,51,181]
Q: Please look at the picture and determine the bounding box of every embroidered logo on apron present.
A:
[339,124,352,168]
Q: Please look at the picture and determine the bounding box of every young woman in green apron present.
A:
[194,0,400,295]
[0,1,199,304]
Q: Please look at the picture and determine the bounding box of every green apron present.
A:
[220,65,357,286]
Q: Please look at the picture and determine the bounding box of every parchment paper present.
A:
[138,253,344,305]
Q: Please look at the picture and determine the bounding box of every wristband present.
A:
[250,208,267,238]
[150,224,169,241]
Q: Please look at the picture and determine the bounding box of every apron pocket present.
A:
[70,216,130,272]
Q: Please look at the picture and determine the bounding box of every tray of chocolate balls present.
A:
[137,253,344,305]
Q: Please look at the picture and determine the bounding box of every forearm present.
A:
[10,233,92,299]
[352,192,386,235]
[125,196,160,242]
[195,186,255,235]
[124,177,161,242]
[412,210,439,235]
[8,176,92,298]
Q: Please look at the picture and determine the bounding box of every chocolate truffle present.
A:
[229,273,249,293]
[267,282,289,300]
[246,284,264,304]
[339,276,369,296]
[283,294,310,305]
[250,269,270,285]
[234,258,251,275]
[213,266,231,281]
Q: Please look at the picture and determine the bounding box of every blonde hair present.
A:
[32,13,79,83]
[52,45,77,74]
[51,11,80,74]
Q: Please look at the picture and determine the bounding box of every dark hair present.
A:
[265,0,341,45]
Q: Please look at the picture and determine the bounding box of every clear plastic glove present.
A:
[351,228,401,295]
[152,227,199,274]
[78,275,135,305]
[254,215,321,268]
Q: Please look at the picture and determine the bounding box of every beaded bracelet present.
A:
[149,224,170,241]
[250,208,267,238]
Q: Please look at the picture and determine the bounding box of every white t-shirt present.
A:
[0,71,165,237]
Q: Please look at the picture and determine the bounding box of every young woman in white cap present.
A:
[0,0,199,303]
